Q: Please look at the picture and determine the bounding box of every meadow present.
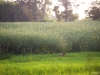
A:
[0,52,100,75]
[0,21,100,75]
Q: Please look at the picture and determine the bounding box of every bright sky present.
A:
[70,0,98,20]
[51,0,100,20]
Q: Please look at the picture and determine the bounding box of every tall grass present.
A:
[0,52,100,75]
[0,21,100,55]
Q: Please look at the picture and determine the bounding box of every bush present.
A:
[0,53,11,60]
[71,41,81,52]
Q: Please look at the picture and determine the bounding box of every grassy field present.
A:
[0,21,100,54]
[0,21,100,75]
[0,52,100,75]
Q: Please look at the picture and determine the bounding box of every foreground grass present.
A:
[0,52,100,75]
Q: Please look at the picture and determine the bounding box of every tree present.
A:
[59,0,72,21]
[39,0,51,20]
[89,7,100,20]
[0,1,29,22]
[86,1,100,20]
[53,0,78,22]
[16,0,51,21]
[53,6,62,21]
[0,0,52,22]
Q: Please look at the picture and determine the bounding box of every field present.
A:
[0,52,100,75]
[0,21,100,54]
[0,21,100,75]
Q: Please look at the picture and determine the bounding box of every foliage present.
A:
[0,52,100,75]
[53,6,62,21]
[86,1,100,20]
[0,2,29,22]
[59,0,73,21]
[17,0,51,20]
[0,0,51,22]
[0,0,79,22]
[89,7,100,20]
[0,21,100,55]
[0,53,11,60]
[53,0,78,22]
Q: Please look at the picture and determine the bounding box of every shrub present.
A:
[0,53,11,60]
[71,41,81,52]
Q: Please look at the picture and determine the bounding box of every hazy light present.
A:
[51,0,99,20]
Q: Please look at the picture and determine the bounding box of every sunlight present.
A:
[51,0,99,20]
[70,0,93,20]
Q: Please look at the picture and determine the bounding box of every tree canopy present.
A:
[0,0,52,22]
[0,0,78,22]
[86,1,100,20]
[53,0,78,22]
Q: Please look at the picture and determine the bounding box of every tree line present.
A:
[0,0,51,22]
[0,0,79,22]
[0,0,100,22]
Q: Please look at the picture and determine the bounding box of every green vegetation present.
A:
[0,52,100,75]
[0,0,78,22]
[0,21,100,56]
[0,21,100,75]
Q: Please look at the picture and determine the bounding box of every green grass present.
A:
[0,21,100,74]
[0,52,100,75]
[0,21,100,54]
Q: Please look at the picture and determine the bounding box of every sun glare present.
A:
[51,0,99,20]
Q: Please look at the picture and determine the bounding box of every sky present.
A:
[51,0,100,20]
[70,0,100,19]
